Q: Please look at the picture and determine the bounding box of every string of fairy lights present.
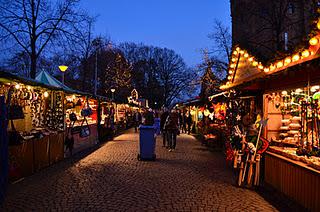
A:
[221,18,320,90]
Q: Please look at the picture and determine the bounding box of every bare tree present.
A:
[0,0,88,78]
[206,19,232,79]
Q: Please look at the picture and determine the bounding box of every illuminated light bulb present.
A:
[292,54,300,62]
[317,20,320,30]
[231,58,236,62]
[252,61,258,66]
[248,57,254,62]
[264,68,270,73]
[276,61,283,68]
[229,70,233,74]
[228,76,232,80]
[15,84,21,89]
[270,64,276,71]
[240,50,245,54]
[258,64,264,69]
[311,85,320,92]
[230,64,236,68]
[309,37,319,46]
[244,53,249,58]
[302,50,310,58]
[282,90,288,96]
[233,50,238,55]
[284,57,291,65]
[227,82,230,85]
[236,47,240,51]
[44,91,49,98]
[295,88,303,93]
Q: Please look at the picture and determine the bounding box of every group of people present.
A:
[160,108,193,152]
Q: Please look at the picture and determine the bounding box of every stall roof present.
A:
[0,70,110,101]
[221,15,320,90]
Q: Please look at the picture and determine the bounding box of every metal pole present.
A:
[94,51,98,96]
[62,72,65,85]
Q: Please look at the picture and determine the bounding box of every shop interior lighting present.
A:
[281,91,288,96]
[44,91,49,98]
[15,84,21,89]
[311,85,320,92]
[295,88,303,93]
[27,86,31,90]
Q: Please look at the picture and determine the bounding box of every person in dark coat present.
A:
[164,109,180,151]
[186,112,192,134]
[160,109,169,147]
[144,109,154,126]
[133,110,142,132]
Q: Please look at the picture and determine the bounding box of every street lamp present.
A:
[59,65,68,85]
[111,88,115,100]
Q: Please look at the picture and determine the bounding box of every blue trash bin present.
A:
[138,125,156,161]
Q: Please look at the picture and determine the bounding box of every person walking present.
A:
[186,112,192,134]
[164,109,180,151]
[160,109,169,147]
[133,110,142,132]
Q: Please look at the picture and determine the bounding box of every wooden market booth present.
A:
[221,27,320,210]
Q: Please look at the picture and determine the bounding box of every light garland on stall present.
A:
[221,18,320,90]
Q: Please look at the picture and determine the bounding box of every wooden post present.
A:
[0,96,8,203]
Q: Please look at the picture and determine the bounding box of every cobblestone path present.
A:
[1,130,281,211]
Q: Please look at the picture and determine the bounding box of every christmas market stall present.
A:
[220,24,320,210]
[0,71,65,181]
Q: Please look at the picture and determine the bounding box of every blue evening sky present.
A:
[80,0,231,67]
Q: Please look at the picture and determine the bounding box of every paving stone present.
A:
[0,129,289,211]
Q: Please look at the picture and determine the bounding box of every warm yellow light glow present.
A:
[227,82,231,85]
[230,64,236,68]
[72,95,76,100]
[233,51,238,55]
[228,76,232,80]
[231,58,236,62]
[27,86,31,90]
[309,37,319,46]
[276,61,283,68]
[58,65,68,72]
[44,91,49,98]
[15,84,21,89]
[292,54,300,62]
[311,85,320,92]
[236,47,240,51]
[111,88,116,93]
[240,50,244,54]
[258,64,264,69]
[229,70,233,74]
[270,64,276,71]
[252,61,258,66]
[302,50,310,58]
[248,57,254,62]
[282,91,288,96]
[244,53,249,58]
[295,88,303,93]
[264,68,270,73]
[284,57,291,65]
[317,20,320,30]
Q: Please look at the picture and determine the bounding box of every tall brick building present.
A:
[230,0,319,62]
